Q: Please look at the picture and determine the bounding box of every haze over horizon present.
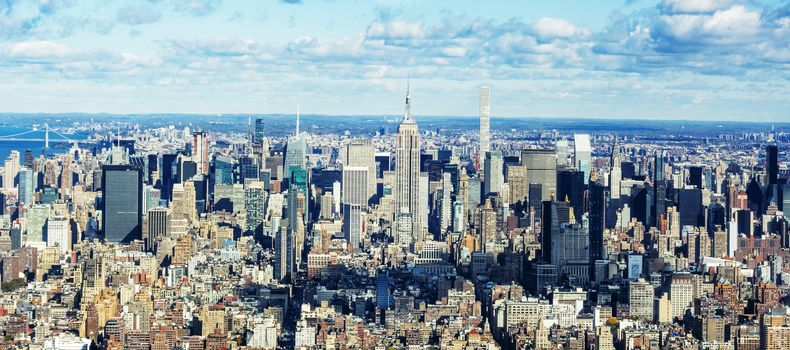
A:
[2,0,790,121]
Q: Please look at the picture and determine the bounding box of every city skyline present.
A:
[1,0,789,121]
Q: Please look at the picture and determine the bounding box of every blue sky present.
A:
[1,0,790,121]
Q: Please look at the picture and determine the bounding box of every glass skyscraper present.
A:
[102,165,143,243]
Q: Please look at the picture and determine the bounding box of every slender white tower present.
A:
[479,86,491,156]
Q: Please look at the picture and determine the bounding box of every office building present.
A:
[102,165,143,243]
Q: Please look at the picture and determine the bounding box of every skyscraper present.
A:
[4,150,19,191]
[283,109,307,182]
[342,166,369,207]
[192,131,209,175]
[102,165,143,243]
[521,148,557,201]
[395,84,423,246]
[483,151,503,196]
[254,118,265,144]
[343,139,377,202]
[342,203,362,252]
[767,145,778,185]
[479,86,491,158]
[18,168,33,207]
[609,140,622,200]
[573,134,591,184]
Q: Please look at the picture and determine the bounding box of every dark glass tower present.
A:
[767,145,778,185]
[102,165,143,243]
[589,181,607,263]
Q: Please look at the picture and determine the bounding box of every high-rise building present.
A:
[147,207,169,251]
[589,178,607,267]
[342,203,362,252]
[343,139,377,202]
[102,165,143,243]
[395,85,423,246]
[483,151,503,196]
[610,140,622,199]
[26,204,50,243]
[18,168,33,207]
[283,109,307,181]
[245,181,266,235]
[479,86,491,157]
[670,273,694,320]
[506,164,527,203]
[521,149,557,201]
[573,134,591,184]
[4,150,19,191]
[541,200,571,263]
[192,131,209,175]
[767,145,778,185]
[254,118,265,144]
[342,166,369,207]
[629,279,654,321]
[46,216,70,255]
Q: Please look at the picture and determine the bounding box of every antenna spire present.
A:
[404,76,412,121]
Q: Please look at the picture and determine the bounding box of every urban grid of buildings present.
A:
[0,86,789,350]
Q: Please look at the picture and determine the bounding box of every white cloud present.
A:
[533,17,589,40]
[658,5,761,45]
[661,0,733,14]
[366,20,424,39]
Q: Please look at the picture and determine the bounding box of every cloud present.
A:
[173,0,222,16]
[367,20,425,40]
[661,0,733,14]
[532,17,590,40]
[280,0,302,4]
[655,5,762,47]
[117,5,162,25]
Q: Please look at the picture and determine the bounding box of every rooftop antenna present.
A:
[404,74,412,121]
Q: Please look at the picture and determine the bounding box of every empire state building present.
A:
[395,85,423,247]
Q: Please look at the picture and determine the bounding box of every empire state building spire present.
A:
[404,78,413,122]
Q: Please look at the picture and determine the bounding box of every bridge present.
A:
[0,124,73,148]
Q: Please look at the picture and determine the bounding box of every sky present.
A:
[1,0,790,121]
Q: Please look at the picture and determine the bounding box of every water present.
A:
[0,127,88,161]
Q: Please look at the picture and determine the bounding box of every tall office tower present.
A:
[521,148,557,201]
[506,164,527,204]
[395,85,423,246]
[23,149,33,168]
[254,118,265,144]
[688,166,704,188]
[419,172,429,238]
[452,201,466,233]
[192,131,209,175]
[629,279,655,321]
[609,140,622,199]
[344,139,377,202]
[60,154,72,196]
[439,172,454,234]
[480,199,497,252]
[102,165,143,243]
[556,169,585,223]
[283,109,307,182]
[214,155,234,186]
[541,200,570,262]
[244,181,266,235]
[160,154,178,201]
[46,216,70,255]
[653,153,664,182]
[342,166,369,206]
[588,177,607,267]
[479,86,491,158]
[332,181,341,215]
[483,151,504,196]
[678,188,704,226]
[147,207,169,251]
[26,204,50,242]
[239,155,260,183]
[3,150,19,191]
[573,134,592,184]
[767,145,778,185]
[550,222,589,268]
[342,203,362,252]
[18,168,33,206]
[670,273,694,320]
[556,140,569,166]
